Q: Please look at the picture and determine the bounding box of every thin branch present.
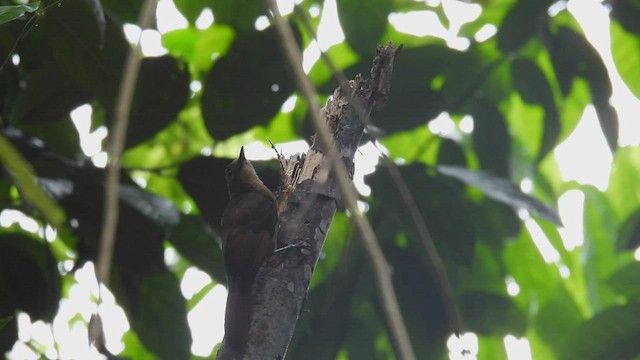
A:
[92,1,156,349]
[266,2,416,360]
[96,0,156,291]
[295,5,463,335]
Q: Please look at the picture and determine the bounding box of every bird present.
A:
[221,146,278,351]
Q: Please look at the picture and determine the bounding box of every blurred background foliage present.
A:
[0,0,639,359]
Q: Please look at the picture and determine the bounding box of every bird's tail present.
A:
[224,280,252,351]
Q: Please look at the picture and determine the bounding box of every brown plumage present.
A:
[221,147,278,351]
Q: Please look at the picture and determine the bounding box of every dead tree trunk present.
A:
[217,43,401,360]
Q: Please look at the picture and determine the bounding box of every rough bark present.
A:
[216,43,400,360]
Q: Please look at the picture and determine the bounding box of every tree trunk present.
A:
[216,43,400,360]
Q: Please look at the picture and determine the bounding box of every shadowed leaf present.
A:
[560,302,640,360]
[437,165,561,225]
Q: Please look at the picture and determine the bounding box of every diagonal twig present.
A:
[91,0,157,348]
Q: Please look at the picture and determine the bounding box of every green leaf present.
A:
[136,273,192,360]
[125,56,191,148]
[210,0,266,33]
[168,214,225,282]
[511,58,559,162]
[609,0,640,34]
[310,212,350,288]
[437,165,561,225]
[374,45,450,132]
[607,262,640,300]
[0,134,65,226]
[173,0,208,24]
[581,186,620,311]
[122,104,213,170]
[477,335,508,360]
[437,138,467,167]
[119,330,157,360]
[308,42,359,87]
[178,156,238,229]
[118,184,181,227]
[0,2,39,25]
[471,99,511,177]
[367,164,477,266]
[560,302,640,360]
[502,92,544,164]
[461,291,527,336]
[201,25,299,140]
[10,60,88,150]
[503,228,562,307]
[617,208,640,250]
[99,1,142,23]
[42,7,127,107]
[545,26,618,151]
[381,125,439,164]
[0,233,60,321]
[470,200,521,249]
[337,0,393,57]
[533,287,584,353]
[162,25,235,72]
[497,0,552,53]
[607,146,640,223]
[611,19,640,99]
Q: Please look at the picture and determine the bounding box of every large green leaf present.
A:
[611,19,640,100]
[607,146,640,223]
[99,0,143,24]
[533,286,584,354]
[606,262,640,300]
[41,0,111,97]
[210,0,266,33]
[581,186,620,311]
[471,99,511,177]
[287,234,364,360]
[609,0,640,34]
[168,214,225,282]
[503,228,562,308]
[437,165,561,225]
[511,58,559,162]
[124,56,191,148]
[173,0,208,24]
[0,134,65,226]
[374,45,450,132]
[477,335,508,360]
[381,125,439,164]
[200,25,298,140]
[545,26,618,152]
[162,25,235,72]
[383,246,448,356]
[437,138,467,167]
[122,103,212,170]
[337,0,393,58]
[460,291,527,336]
[617,208,640,250]
[0,233,60,322]
[11,58,89,124]
[560,302,640,360]
[367,164,477,266]
[497,0,552,53]
[135,273,192,360]
[0,2,38,25]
